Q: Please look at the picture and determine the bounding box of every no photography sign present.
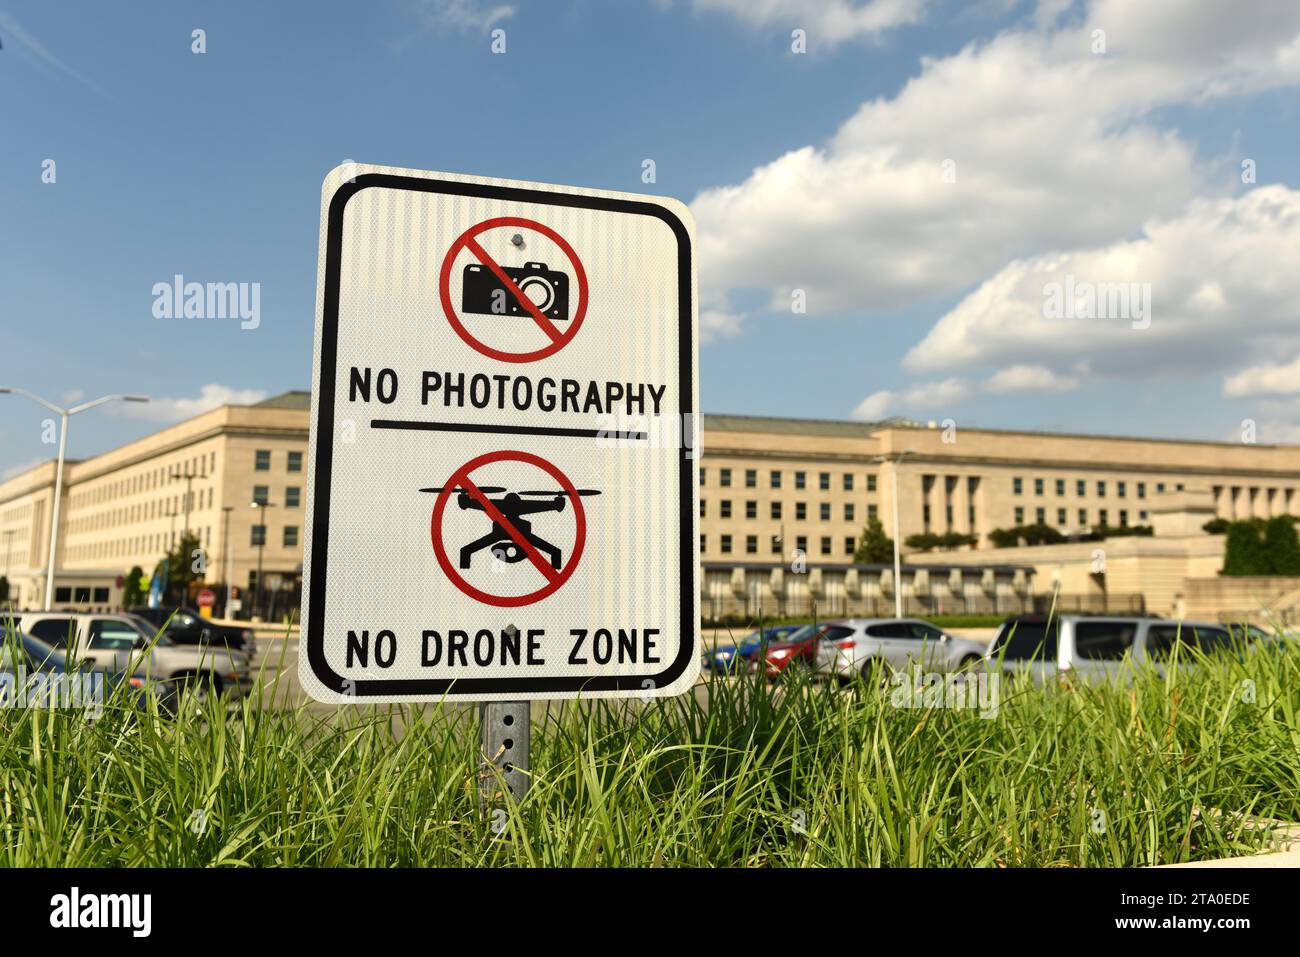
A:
[300,163,699,703]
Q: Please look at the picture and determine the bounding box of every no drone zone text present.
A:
[346,625,664,671]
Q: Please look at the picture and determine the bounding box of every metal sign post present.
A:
[478,699,530,816]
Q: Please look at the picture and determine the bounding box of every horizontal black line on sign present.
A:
[370,419,649,440]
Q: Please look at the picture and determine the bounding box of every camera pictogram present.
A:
[462,261,570,322]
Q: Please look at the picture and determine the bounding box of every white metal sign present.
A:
[300,164,699,702]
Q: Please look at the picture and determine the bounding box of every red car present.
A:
[755,624,830,678]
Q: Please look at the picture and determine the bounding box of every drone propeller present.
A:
[419,485,507,494]
[517,489,601,497]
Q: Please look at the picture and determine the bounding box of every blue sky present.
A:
[4,0,1300,476]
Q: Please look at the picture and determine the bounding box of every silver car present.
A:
[17,611,253,704]
[982,614,1262,685]
[815,617,989,682]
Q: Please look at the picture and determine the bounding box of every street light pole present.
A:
[170,468,197,541]
[0,388,150,611]
[250,498,275,620]
[875,448,919,620]
[220,505,234,613]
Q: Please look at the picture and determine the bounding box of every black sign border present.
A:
[306,172,697,697]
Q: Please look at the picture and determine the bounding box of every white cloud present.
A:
[690,0,927,46]
[903,187,1300,388]
[690,1,1300,334]
[1224,355,1300,398]
[408,0,513,32]
[984,364,1080,394]
[850,378,968,420]
[0,11,110,98]
[113,384,268,423]
[701,308,746,343]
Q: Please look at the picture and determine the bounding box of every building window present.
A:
[771,501,782,520]
[868,504,878,520]
[700,535,706,554]
[699,467,706,486]
[770,470,782,489]
[93,587,109,603]
[1079,508,1087,524]
[1055,479,1065,496]
[795,535,807,553]
[286,486,301,508]
[771,536,782,555]
[745,535,758,554]
[819,503,831,521]
[1156,482,1166,493]
[1139,510,1148,521]
[284,526,299,547]
[1117,481,1127,498]
[867,474,877,492]
[1015,507,1025,524]
[796,502,807,520]
[844,503,855,522]
[845,537,856,556]
[1057,508,1067,525]
[1176,483,1184,491]
[1119,510,1128,527]
[1013,477,1023,495]
[55,587,72,603]
[720,468,731,487]
[745,469,757,488]
[1035,507,1045,523]
[945,505,954,527]
[1137,482,1146,499]
[1099,509,1109,526]
[819,472,830,490]
[1034,478,1044,496]
[252,485,269,505]
[251,525,266,547]
[1097,481,1106,497]
[287,451,303,473]
[720,535,732,554]
[745,500,757,520]
[255,450,271,471]
[820,536,832,555]
[700,500,706,518]
[842,473,853,491]
[720,500,732,519]
[923,505,931,528]
[795,471,806,490]
[1077,479,1086,497]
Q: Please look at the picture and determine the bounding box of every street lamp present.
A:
[873,448,919,619]
[250,498,276,619]
[0,388,150,611]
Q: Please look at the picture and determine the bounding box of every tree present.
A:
[121,566,146,608]
[1223,520,1266,576]
[853,517,894,563]
[1203,517,1231,535]
[1261,515,1300,576]
[153,532,205,604]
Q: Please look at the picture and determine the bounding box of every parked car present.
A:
[16,612,253,704]
[703,624,804,673]
[983,613,1260,684]
[754,623,835,678]
[815,617,989,683]
[1,626,178,713]
[131,605,255,661]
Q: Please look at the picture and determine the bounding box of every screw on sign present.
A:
[421,450,600,608]
[438,217,589,363]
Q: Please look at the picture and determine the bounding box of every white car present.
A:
[17,612,253,704]
[815,617,990,682]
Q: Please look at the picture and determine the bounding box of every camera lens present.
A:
[518,276,554,312]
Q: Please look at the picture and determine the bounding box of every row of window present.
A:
[71,451,219,509]
[702,499,878,522]
[700,467,877,493]
[255,449,303,472]
[66,521,303,562]
[701,534,856,557]
[251,525,299,547]
[1012,477,1183,499]
[1013,506,1147,527]
[71,487,222,534]
[252,486,301,507]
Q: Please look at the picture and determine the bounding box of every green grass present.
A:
[3,632,1299,867]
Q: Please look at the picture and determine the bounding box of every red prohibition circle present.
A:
[430,450,588,607]
[438,216,590,363]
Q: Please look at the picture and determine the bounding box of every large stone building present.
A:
[1,391,1297,619]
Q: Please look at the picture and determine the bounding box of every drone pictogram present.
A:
[420,484,601,570]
